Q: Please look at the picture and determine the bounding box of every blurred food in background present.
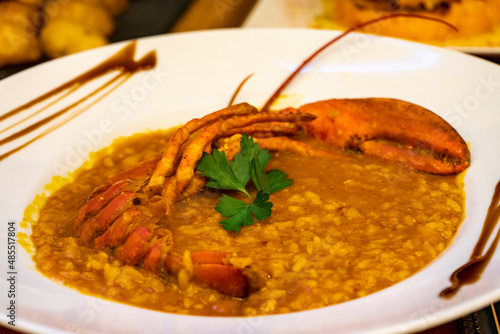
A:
[0,0,129,67]
[0,0,42,67]
[314,0,500,47]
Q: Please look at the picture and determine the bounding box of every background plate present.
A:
[244,0,500,57]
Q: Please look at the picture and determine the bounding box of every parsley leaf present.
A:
[266,169,294,194]
[239,133,272,168]
[250,190,273,219]
[196,133,292,232]
[197,149,251,198]
[216,191,273,232]
[251,156,269,193]
[252,160,293,194]
[229,150,253,194]
[215,195,254,231]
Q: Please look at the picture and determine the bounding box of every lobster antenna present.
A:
[228,73,254,107]
[258,13,457,112]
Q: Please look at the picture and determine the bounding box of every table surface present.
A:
[1,0,499,333]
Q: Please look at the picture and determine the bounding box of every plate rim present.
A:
[1,27,500,334]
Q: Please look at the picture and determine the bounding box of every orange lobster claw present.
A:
[299,98,470,174]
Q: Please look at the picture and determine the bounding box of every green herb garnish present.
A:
[196,133,293,232]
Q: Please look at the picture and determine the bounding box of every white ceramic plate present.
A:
[1,28,500,334]
[244,0,500,56]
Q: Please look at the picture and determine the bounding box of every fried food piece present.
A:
[39,0,121,58]
[0,1,42,67]
[0,22,41,67]
[43,0,115,36]
[0,0,129,66]
[40,20,107,59]
[0,1,42,30]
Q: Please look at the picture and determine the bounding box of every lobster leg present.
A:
[77,192,135,242]
[161,111,316,213]
[216,134,341,159]
[146,103,258,193]
[74,155,161,232]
